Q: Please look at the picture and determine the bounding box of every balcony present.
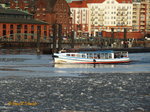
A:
[140,22,146,25]
[133,9,137,12]
[132,17,137,20]
[141,6,146,8]
[98,19,104,21]
[140,26,145,29]
[140,10,146,12]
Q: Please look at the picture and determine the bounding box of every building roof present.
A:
[68,1,88,8]
[0,7,32,15]
[30,0,58,13]
[69,0,132,8]
[0,8,48,25]
[0,0,10,3]
[0,18,48,24]
[86,0,105,3]
[116,0,132,3]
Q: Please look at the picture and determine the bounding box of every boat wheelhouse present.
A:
[53,50,130,64]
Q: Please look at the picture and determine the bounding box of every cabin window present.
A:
[87,53,89,58]
[94,53,97,59]
[66,54,70,56]
[82,54,86,58]
[87,53,92,58]
[114,53,121,58]
[103,53,107,59]
[108,53,112,59]
[76,54,79,57]
[71,54,75,57]
[88,53,93,59]
[97,54,100,59]
[100,53,105,59]
[122,52,127,57]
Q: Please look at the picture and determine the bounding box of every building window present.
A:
[44,26,47,30]
[10,35,13,40]
[17,36,21,40]
[3,24,6,29]
[31,36,34,40]
[37,26,41,31]
[44,36,47,40]
[3,30,6,36]
[10,25,13,29]
[17,24,22,29]
[25,30,28,33]
[24,25,27,29]
[31,25,34,30]
[10,30,13,34]
[31,31,34,34]
[17,30,21,33]
[37,14,40,16]
[24,35,27,39]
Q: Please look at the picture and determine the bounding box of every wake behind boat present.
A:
[53,50,130,64]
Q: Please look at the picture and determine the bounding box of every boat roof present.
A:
[78,50,113,53]
[66,50,114,54]
[55,50,127,55]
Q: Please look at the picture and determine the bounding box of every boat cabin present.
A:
[64,51,128,59]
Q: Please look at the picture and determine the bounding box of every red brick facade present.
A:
[0,23,50,41]
[0,8,50,41]
[34,0,72,37]
[1,0,72,37]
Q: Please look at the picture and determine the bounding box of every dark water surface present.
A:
[0,49,150,112]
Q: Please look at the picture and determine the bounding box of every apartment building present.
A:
[69,1,89,37]
[69,0,133,37]
[132,0,141,31]
[128,0,150,34]
[146,0,150,33]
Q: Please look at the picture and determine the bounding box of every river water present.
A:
[0,49,150,77]
[0,49,150,112]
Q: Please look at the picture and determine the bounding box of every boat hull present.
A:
[54,57,130,64]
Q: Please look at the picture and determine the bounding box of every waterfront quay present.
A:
[1,37,150,54]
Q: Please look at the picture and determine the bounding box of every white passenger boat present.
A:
[53,50,130,64]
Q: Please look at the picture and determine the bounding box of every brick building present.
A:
[33,0,72,37]
[0,7,50,41]
[0,0,72,37]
